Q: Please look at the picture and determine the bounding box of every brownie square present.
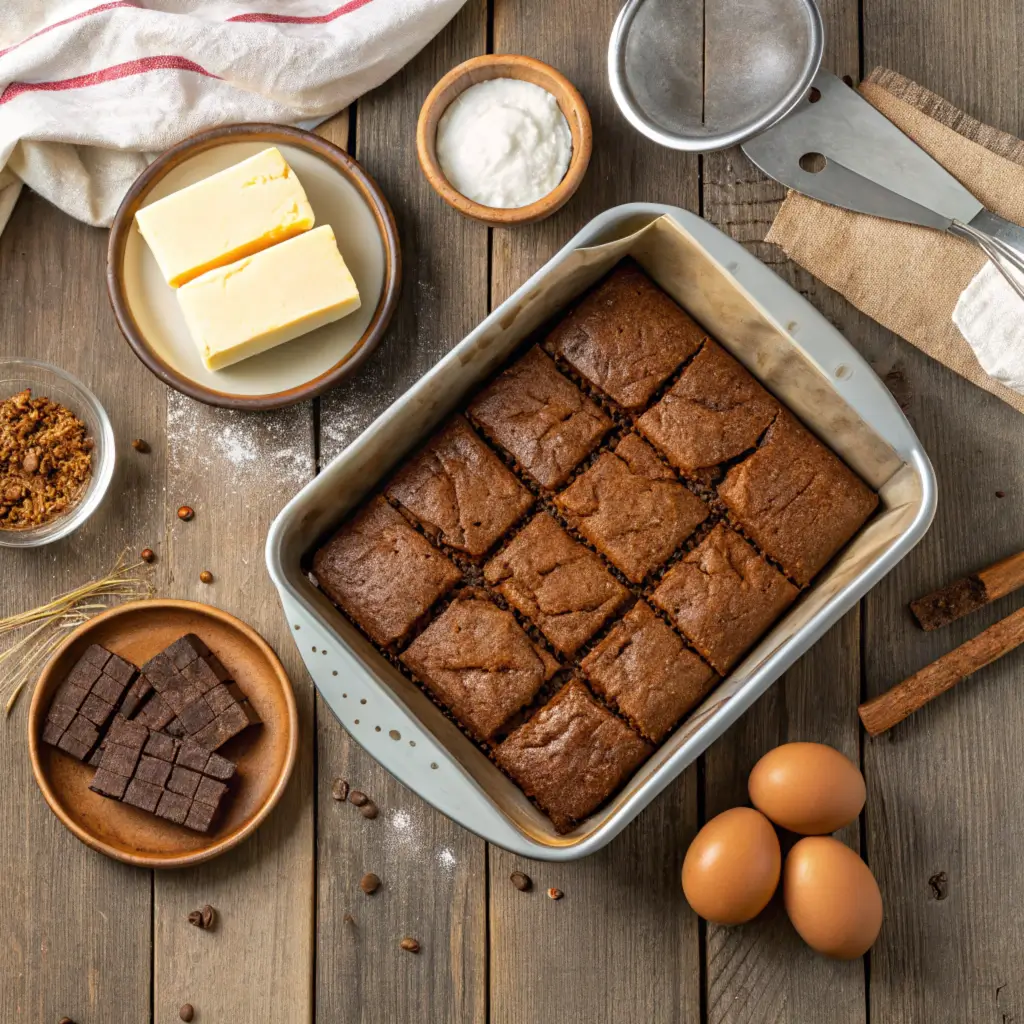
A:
[581,601,717,742]
[45,702,76,732]
[184,801,218,833]
[637,341,780,478]
[102,654,136,686]
[124,779,163,813]
[182,657,228,694]
[717,412,879,586]
[54,680,90,710]
[65,714,100,749]
[176,738,211,772]
[56,731,91,760]
[135,754,173,788]
[90,768,128,800]
[119,677,152,718]
[90,674,124,705]
[494,679,652,832]
[313,496,462,648]
[194,777,228,808]
[467,347,611,489]
[386,416,534,558]
[100,742,142,779]
[167,765,202,798]
[554,433,710,582]
[204,752,236,782]
[652,524,798,674]
[141,651,177,686]
[144,731,178,762]
[205,683,236,715]
[165,634,210,670]
[193,701,259,751]
[177,696,216,734]
[484,514,630,656]
[155,790,191,825]
[543,262,705,409]
[166,718,187,739]
[401,594,559,741]
[135,694,175,731]
[78,692,114,727]
[106,715,148,748]
[42,720,66,747]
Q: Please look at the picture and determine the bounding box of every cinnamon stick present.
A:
[859,605,1024,736]
[910,550,1024,630]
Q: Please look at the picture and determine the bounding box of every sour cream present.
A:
[436,78,573,209]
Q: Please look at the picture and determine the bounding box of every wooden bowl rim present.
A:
[416,54,593,227]
[28,599,299,869]
[106,123,402,412]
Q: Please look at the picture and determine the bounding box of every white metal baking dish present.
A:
[266,203,936,861]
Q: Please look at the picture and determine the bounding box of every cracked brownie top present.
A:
[493,678,652,833]
[637,340,780,478]
[312,496,462,648]
[718,413,879,586]
[483,512,630,656]
[400,593,559,741]
[467,346,611,490]
[543,262,706,409]
[651,523,798,674]
[386,416,533,558]
[581,601,717,742]
[554,433,710,583]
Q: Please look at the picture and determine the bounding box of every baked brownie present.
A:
[313,496,462,647]
[467,347,611,489]
[580,601,717,742]
[637,340,780,478]
[400,593,559,741]
[386,416,533,558]
[493,679,652,832]
[554,433,709,582]
[717,412,879,586]
[652,523,799,674]
[484,513,630,656]
[543,262,706,409]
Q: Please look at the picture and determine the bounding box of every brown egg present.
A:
[784,836,882,958]
[682,807,781,924]
[748,742,865,835]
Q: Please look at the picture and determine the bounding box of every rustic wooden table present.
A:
[3,1,1022,1021]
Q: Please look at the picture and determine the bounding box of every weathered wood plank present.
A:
[315,4,489,1022]
[488,2,702,1022]
[0,196,156,1023]
[861,3,1024,1021]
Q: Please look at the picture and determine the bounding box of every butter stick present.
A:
[176,224,361,371]
[135,147,315,287]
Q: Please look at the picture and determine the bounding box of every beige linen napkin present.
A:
[767,67,1024,415]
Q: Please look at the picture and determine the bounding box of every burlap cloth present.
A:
[767,67,1024,414]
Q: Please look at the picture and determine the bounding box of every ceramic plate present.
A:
[108,124,400,410]
[29,600,298,868]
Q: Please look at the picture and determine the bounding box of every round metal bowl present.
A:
[608,0,824,152]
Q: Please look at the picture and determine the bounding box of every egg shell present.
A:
[784,836,882,959]
[682,807,781,925]
[748,742,866,835]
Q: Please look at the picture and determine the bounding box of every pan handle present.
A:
[950,217,1024,304]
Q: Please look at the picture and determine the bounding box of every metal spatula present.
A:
[742,70,1024,302]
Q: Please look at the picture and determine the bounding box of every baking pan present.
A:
[266,203,935,861]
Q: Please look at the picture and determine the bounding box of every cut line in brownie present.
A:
[493,678,652,833]
[651,523,799,674]
[554,433,710,583]
[313,495,463,648]
[386,415,534,559]
[543,261,707,410]
[717,412,879,586]
[467,346,612,490]
[483,513,630,657]
[580,601,717,742]
[400,592,559,742]
[637,340,780,480]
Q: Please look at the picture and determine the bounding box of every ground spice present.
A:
[0,389,92,529]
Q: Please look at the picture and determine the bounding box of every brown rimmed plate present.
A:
[28,600,298,868]
[107,124,401,411]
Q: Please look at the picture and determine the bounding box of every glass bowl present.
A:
[0,359,115,547]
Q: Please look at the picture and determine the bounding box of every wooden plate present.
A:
[28,600,298,868]
[107,123,401,411]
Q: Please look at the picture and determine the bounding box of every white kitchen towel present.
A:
[953,261,1024,394]
[0,0,467,234]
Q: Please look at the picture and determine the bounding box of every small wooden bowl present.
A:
[416,54,592,227]
[28,600,298,869]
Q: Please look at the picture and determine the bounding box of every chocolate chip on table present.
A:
[400,937,421,954]
[131,438,150,453]
[360,872,381,894]
[510,871,532,892]
[359,800,379,819]
[331,778,349,801]
[140,548,155,563]
[199,570,214,584]
[177,505,194,521]
[179,1004,195,1022]
[188,904,216,930]
[547,887,564,900]
[348,790,369,807]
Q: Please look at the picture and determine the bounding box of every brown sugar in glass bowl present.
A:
[417,54,593,227]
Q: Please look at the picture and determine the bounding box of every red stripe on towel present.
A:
[227,0,374,24]
[0,2,138,60]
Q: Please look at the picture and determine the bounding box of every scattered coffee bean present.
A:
[59,1018,74,1024]
[360,872,381,895]
[996,490,1006,498]
[140,548,155,563]
[177,505,194,521]
[400,937,421,954]
[510,871,532,892]
[179,1005,195,1022]
[359,800,379,819]
[331,778,349,802]
[349,790,369,807]
[199,570,214,584]
[188,904,216,930]
[547,887,563,900]
[131,438,150,453]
